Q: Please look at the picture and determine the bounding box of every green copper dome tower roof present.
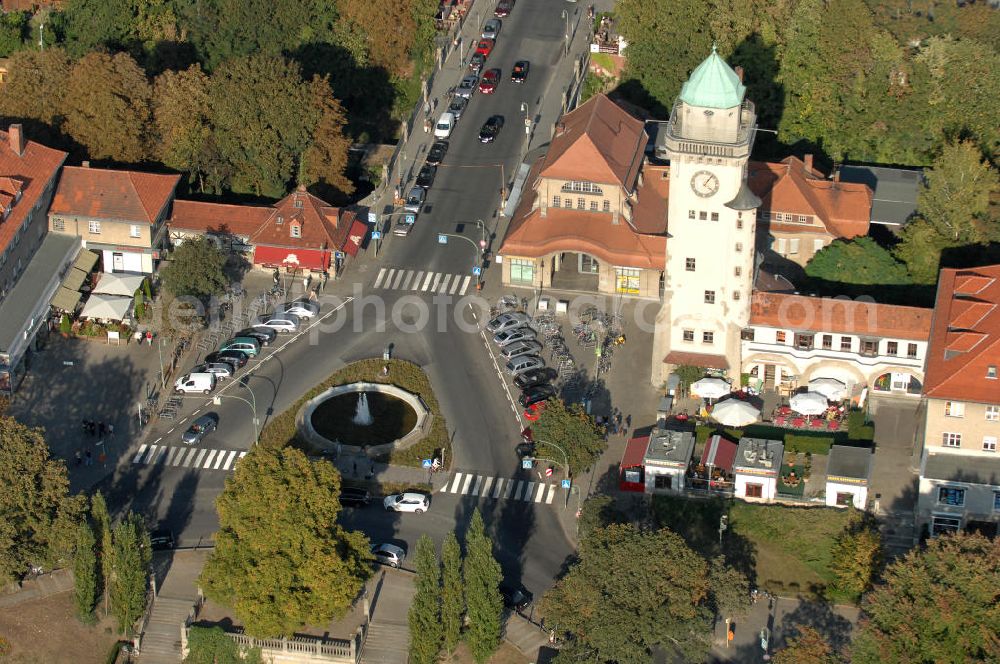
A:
[678,45,746,109]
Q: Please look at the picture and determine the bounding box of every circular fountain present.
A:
[297,382,431,457]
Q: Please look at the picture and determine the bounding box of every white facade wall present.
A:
[734,474,777,501]
[825,481,868,509]
[644,465,686,494]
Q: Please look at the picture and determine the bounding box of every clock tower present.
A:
[653,47,761,383]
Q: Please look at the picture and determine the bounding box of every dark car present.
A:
[513,367,555,390]
[181,413,218,445]
[426,140,448,166]
[495,0,512,17]
[479,115,504,143]
[500,584,532,612]
[519,384,556,408]
[236,326,276,346]
[191,361,234,380]
[511,60,529,83]
[515,441,536,459]
[416,164,437,189]
[205,349,248,368]
[447,95,468,121]
[339,487,372,508]
[468,51,486,73]
[149,529,175,550]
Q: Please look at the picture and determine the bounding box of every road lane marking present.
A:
[402,271,415,289]
[193,448,208,467]
[421,273,434,291]
[471,475,484,496]
[153,446,169,464]
[459,276,472,295]
[534,483,546,503]
[182,448,199,467]
[166,447,184,465]
[461,473,474,494]
[492,478,505,498]
[391,270,405,289]
[410,271,425,290]
[132,444,149,464]
[203,450,218,468]
[430,273,442,292]
[438,275,452,293]
[448,472,464,493]
[522,482,535,501]
[480,476,495,498]
[221,450,238,470]
[212,450,228,469]
[373,268,387,288]
[546,485,557,504]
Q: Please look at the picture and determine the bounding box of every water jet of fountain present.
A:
[353,393,374,426]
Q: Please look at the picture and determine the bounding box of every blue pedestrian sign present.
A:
[371,231,382,240]
[561,479,572,489]
[334,251,346,259]
[522,458,533,469]
[405,213,416,224]
[421,459,434,469]
[472,266,482,276]
[438,234,448,244]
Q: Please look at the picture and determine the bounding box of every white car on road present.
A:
[383,492,430,513]
[276,300,319,319]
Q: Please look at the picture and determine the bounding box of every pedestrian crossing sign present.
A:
[561,479,571,489]
[405,213,416,224]
[472,266,482,275]
[522,458,533,469]
[422,459,433,468]
[371,231,382,240]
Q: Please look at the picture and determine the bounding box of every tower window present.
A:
[703,331,714,344]
[734,266,741,277]
[686,258,696,271]
[682,329,694,342]
[564,198,572,208]
[704,290,715,304]
[735,242,743,252]
[736,218,743,229]
[711,212,719,221]
[689,210,695,219]
[699,211,707,220]
[552,196,561,207]
[733,291,741,301]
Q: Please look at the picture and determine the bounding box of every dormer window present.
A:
[294,198,304,209]
[276,216,284,225]
[989,365,998,379]
[290,222,302,239]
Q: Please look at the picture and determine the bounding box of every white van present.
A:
[434,112,455,138]
[174,372,216,395]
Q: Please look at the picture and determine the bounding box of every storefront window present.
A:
[509,258,534,284]
[616,268,640,294]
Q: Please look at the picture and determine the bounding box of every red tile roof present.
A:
[631,163,670,234]
[748,157,871,238]
[539,94,647,190]
[0,127,67,257]
[621,435,649,469]
[169,200,273,237]
[749,292,932,341]
[50,166,180,224]
[924,265,1000,403]
[662,351,730,370]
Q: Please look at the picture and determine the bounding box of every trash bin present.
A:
[383,346,391,361]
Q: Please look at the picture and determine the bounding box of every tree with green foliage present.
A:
[159,237,228,299]
[301,76,354,200]
[708,556,751,625]
[440,531,464,654]
[73,521,98,622]
[0,11,28,57]
[532,398,606,476]
[853,532,1000,663]
[109,511,152,635]
[184,625,262,664]
[152,65,213,188]
[828,517,882,600]
[0,416,84,584]
[60,0,139,56]
[408,535,443,664]
[805,237,911,287]
[892,219,953,285]
[463,511,503,663]
[543,523,712,663]
[0,48,72,126]
[774,626,839,664]
[90,491,114,616]
[200,446,371,638]
[63,51,151,162]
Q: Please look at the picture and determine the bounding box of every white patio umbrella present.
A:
[691,377,730,400]
[790,391,829,416]
[711,399,760,427]
[808,377,847,401]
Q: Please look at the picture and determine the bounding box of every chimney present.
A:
[555,122,566,136]
[82,161,91,168]
[734,66,745,82]
[833,169,841,183]
[804,154,814,173]
[8,124,25,156]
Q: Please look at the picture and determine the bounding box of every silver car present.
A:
[494,327,536,347]
[487,312,530,334]
[371,543,406,568]
[500,340,543,360]
[506,355,545,376]
[181,414,218,445]
[277,300,319,319]
[455,74,478,99]
[404,186,425,213]
[255,313,300,333]
[447,96,468,121]
[482,18,501,40]
[191,362,233,380]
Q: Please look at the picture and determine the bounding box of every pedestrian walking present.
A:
[85,450,93,466]
[366,461,374,480]
[353,460,358,477]
[616,412,623,433]
[321,271,329,290]
[424,101,431,117]
[146,330,153,346]
[432,96,439,112]
[74,450,82,467]
[108,423,114,437]
[99,422,107,437]
[625,414,632,436]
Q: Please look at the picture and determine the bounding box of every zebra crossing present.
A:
[132,444,247,471]
[441,471,561,505]
[372,267,474,296]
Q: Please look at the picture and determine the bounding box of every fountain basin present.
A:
[297,382,432,458]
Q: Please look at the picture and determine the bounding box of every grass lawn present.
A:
[0,592,121,663]
[258,358,450,468]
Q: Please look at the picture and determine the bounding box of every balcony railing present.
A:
[662,100,757,159]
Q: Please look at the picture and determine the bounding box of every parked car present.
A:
[494,327,535,347]
[447,96,468,121]
[205,349,249,368]
[383,492,430,513]
[393,219,415,236]
[511,60,529,83]
[513,367,556,390]
[482,18,501,40]
[149,530,175,550]
[479,68,500,94]
[219,336,261,357]
[519,384,556,408]
[475,39,495,57]
[339,487,371,508]
[276,300,319,320]
[455,74,479,99]
[236,327,276,346]
[468,51,486,73]
[487,312,530,333]
[479,115,504,143]
[434,111,455,139]
[254,313,300,334]
[500,584,533,612]
[515,441,536,459]
[181,414,218,444]
[371,543,406,568]
[500,339,542,360]
[404,186,426,214]
[426,140,449,166]
[495,0,512,17]
[506,355,545,376]
[416,164,437,189]
[174,372,216,394]
[191,362,234,380]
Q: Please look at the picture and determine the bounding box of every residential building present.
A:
[498,94,667,298]
[916,265,1000,538]
[653,46,761,381]
[48,165,181,274]
[168,186,367,277]
[733,438,784,502]
[742,292,931,397]
[748,156,872,267]
[826,444,873,509]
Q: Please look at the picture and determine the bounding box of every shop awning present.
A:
[253,245,329,271]
[73,248,99,273]
[80,293,132,321]
[60,266,89,292]
[621,435,650,469]
[342,219,368,257]
[701,434,738,471]
[663,351,730,370]
[50,286,83,312]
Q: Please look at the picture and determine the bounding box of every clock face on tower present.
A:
[691,170,720,198]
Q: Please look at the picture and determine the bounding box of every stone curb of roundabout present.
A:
[296,382,433,458]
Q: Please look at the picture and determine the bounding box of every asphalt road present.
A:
[104,0,584,601]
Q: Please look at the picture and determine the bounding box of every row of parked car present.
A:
[486,312,557,408]
[173,298,320,394]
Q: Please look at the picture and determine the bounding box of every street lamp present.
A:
[561,9,569,54]
[533,438,573,509]
[213,377,260,443]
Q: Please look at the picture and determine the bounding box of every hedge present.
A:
[695,424,835,454]
[847,409,875,441]
[783,434,834,455]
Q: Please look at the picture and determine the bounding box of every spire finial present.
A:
[712,42,718,54]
